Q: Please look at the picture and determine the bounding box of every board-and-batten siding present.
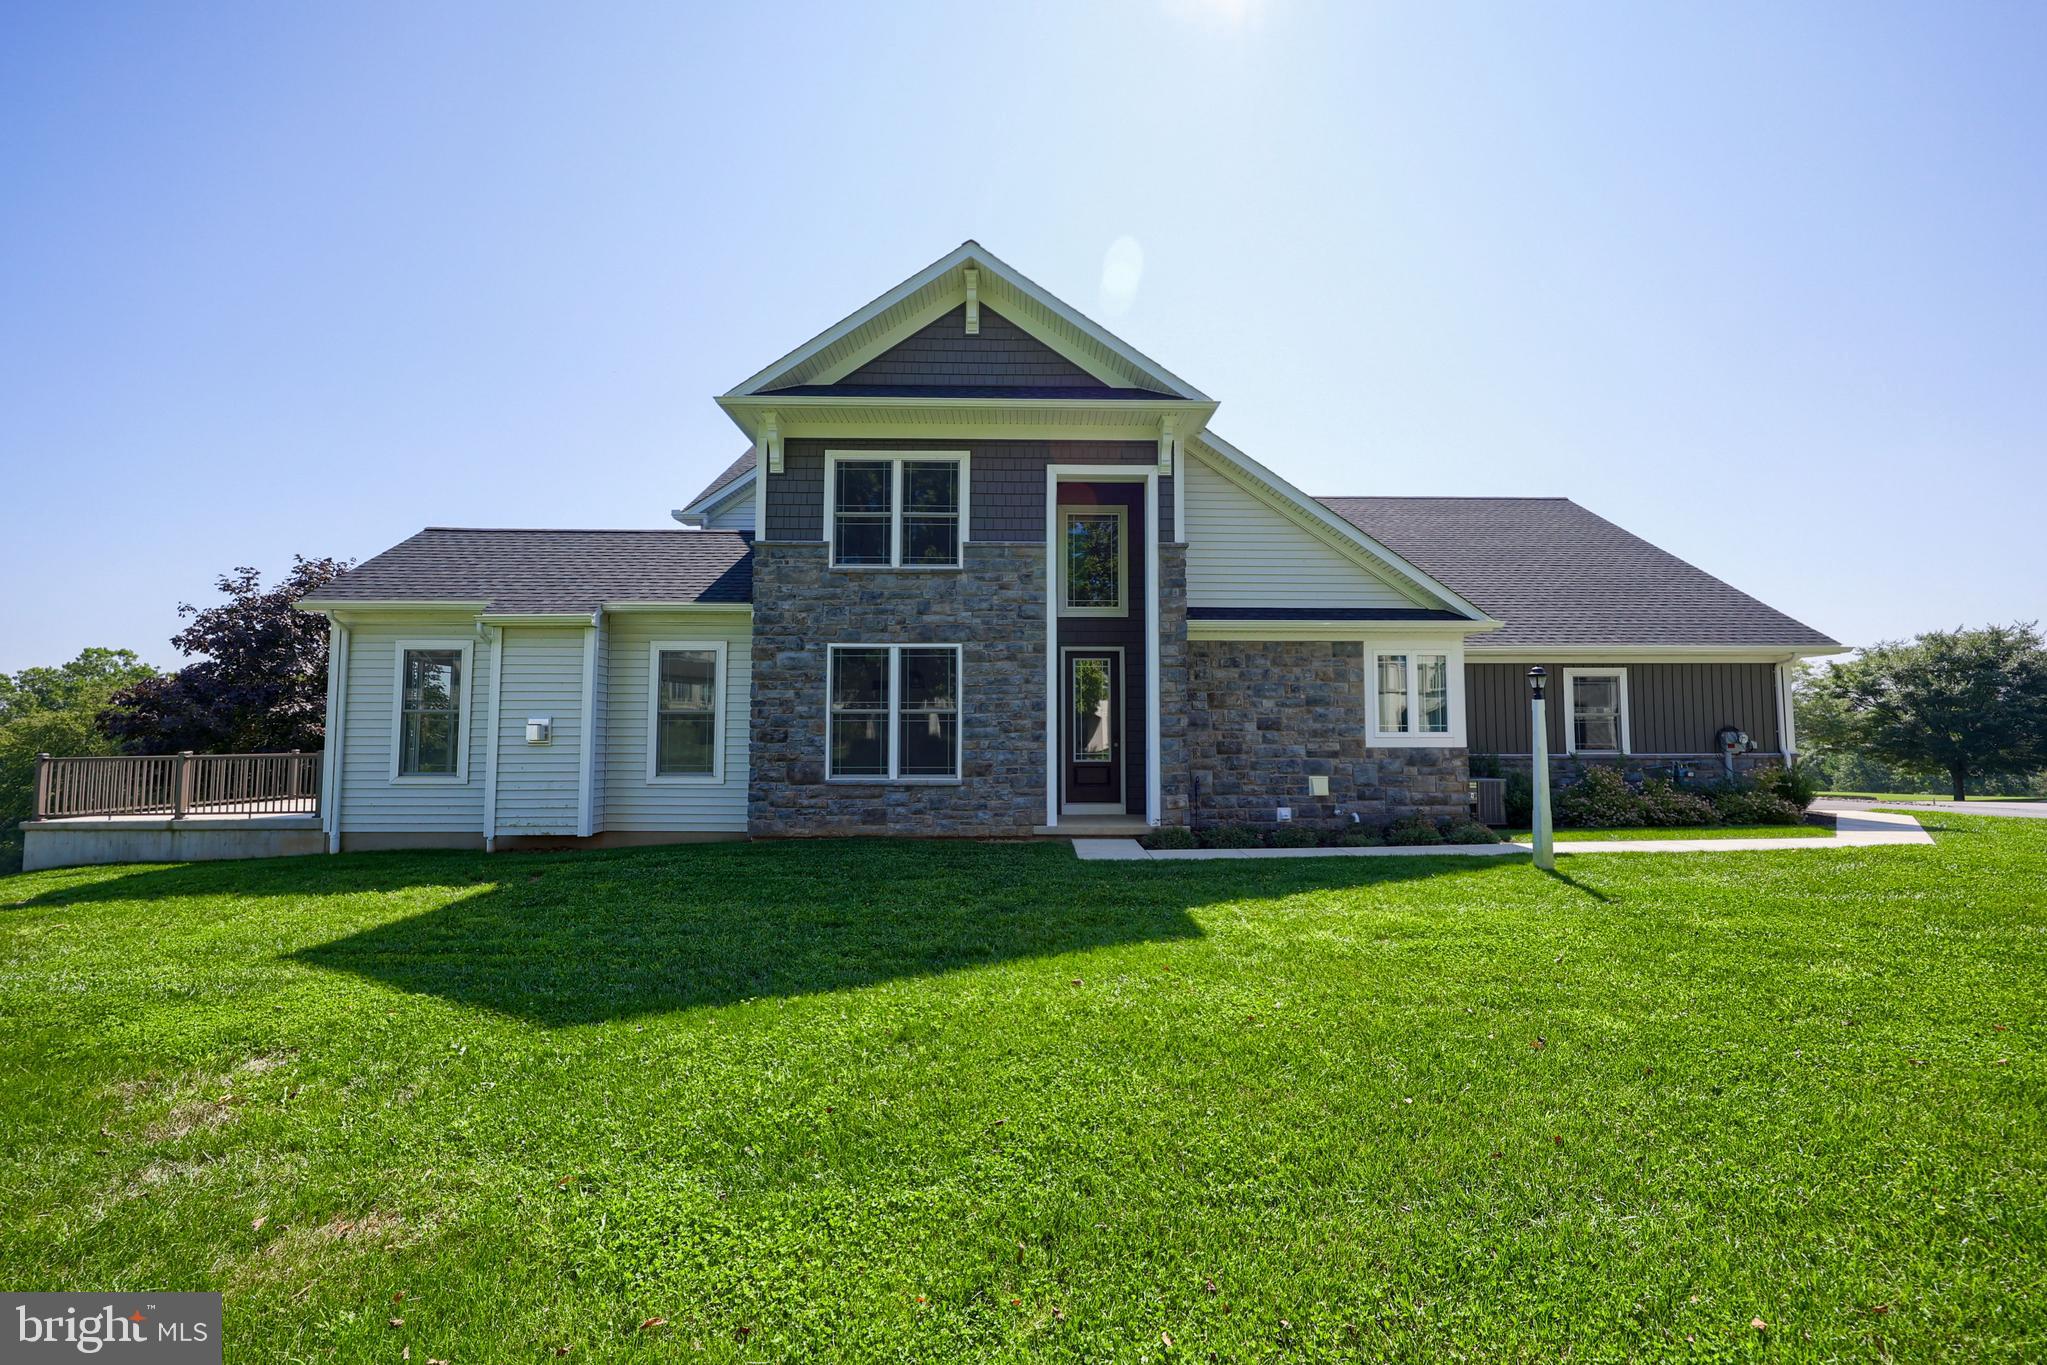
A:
[1465,662,1781,755]
[1182,451,1414,609]
[601,613,752,833]
[336,621,490,833]
[702,487,754,531]
[494,625,587,835]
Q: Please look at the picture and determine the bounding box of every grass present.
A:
[2,816,2043,1361]
[1504,823,1827,842]
[1822,791,2040,803]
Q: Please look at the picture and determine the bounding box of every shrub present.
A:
[1384,816,1445,846]
[1443,820,1500,844]
[1710,787,1807,825]
[1143,827,1197,851]
[1637,776,1720,827]
[1267,826,1320,848]
[1754,762,1819,811]
[1469,752,1503,779]
[1199,825,1261,849]
[1502,771,1534,826]
[1554,766,1644,828]
[1333,829,1385,848]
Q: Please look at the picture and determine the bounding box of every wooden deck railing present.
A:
[33,752,323,820]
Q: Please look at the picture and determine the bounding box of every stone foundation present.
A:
[1156,543,1189,828]
[748,541,1047,836]
[1487,751,1790,786]
[1185,639,1470,830]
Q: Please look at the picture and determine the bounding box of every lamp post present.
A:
[1528,667,1555,870]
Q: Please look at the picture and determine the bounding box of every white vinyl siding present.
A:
[603,612,752,833]
[336,619,490,834]
[702,486,755,531]
[494,625,587,836]
[1182,450,1415,610]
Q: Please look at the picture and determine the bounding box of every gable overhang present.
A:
[723,242,1212,403]
[1189,618,1502,642]
[1186,431,1496,626]
[717,393,1217,444]
[679,467,757,519]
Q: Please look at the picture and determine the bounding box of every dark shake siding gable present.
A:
[766,439,1173,544]
[825,305,1112,391]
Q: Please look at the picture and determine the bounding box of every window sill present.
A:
[828,563,966,573]
[824,776,964,786]
[388,774,469,785]
[1366,733,1464,749]
[646,774,726,786]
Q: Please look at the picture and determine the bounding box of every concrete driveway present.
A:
[1814,797,2047,820]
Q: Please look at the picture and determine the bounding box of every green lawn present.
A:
[1822,791,2040,803]
[1504,823,1827,842]
[3,816,2042,1361]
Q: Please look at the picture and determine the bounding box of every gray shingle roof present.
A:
[687,447,757,509]
[302,528,752,615]
[1318,497,1837,649]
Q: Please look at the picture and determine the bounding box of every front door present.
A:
[1062,650,1123,813]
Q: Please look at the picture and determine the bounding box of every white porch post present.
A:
[1144,472,1162,826]
[1529,667,1554,871]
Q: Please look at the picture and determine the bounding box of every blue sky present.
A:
[3,1,2042,672]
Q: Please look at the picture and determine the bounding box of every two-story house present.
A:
[299,242,1839,850]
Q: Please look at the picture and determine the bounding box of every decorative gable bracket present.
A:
[759,410,781,475]
[1157,416,1177,474]
[963,268,980,335]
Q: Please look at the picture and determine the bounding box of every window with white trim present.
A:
[390,639,473,782]
[648,641,725,782]
[1565,668,1629,754]
[1367,647,1461,745]
[827,452,967,568]
[828,644,962,781]
[1059,505,1127,616]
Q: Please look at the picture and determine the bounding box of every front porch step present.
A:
[1035,815,1154,837]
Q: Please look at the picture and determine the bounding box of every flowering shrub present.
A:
[1554,766,1645,828]
[1710,787,1807,825]
[1638,776,1720,827]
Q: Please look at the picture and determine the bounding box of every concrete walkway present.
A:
[1073,809,1932,862]
[1815,796,2047,821]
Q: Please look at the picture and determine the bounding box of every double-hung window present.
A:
[827,452,968,568]
[828,644,962,781]
[648,641,726,781]
[1367,647,1460,745]
[391,640,472,781]
[1564,668,1629,755]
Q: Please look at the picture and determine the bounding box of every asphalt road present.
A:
[1813,797,2047,820]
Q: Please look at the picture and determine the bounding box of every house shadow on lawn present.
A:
[11,840,1520,1026]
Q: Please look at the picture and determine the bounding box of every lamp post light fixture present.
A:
[1528,667,1555,870]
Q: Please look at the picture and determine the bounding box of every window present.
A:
[390,640,472,781]
[1367,646,1463,746]
[648,641,726,782]
[826,451,968,568]
[1565,668,1629,755]
[1059,506,1127,616]
[828,644,962,781]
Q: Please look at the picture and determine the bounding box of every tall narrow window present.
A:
[1060,506,1126,616]
[1566,669,1628,754]
[828,644,962,781]
[897,648,959,777]
[1417,654,1450,734]
[832,461,893,566]
[395,645,467,779]
[1376,654,1410,735]
[650,643,724,780]
[827,452,968,568]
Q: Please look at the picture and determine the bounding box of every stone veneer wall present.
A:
[1185,639,1469,831]
[748,541,1046,836]
[1157,544,1189,828]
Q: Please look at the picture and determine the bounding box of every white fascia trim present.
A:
[723,241,1210,401]
[297,600,488,615]
[680,467,757,518]
[1189,620,1500,642]
[1563,666,1632,757]
[601,602,753,615]
[476,612,599,626]
[1186,432,1493,623]
[1466,645,1846,662]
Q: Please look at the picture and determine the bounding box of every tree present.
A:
[102,556,351,755]
[1803,624,2047,801]
[0,648,157,870]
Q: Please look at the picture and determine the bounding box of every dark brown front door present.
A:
[1062,650,1123,812]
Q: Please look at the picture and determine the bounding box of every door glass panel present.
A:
[1072,656,1113,763]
